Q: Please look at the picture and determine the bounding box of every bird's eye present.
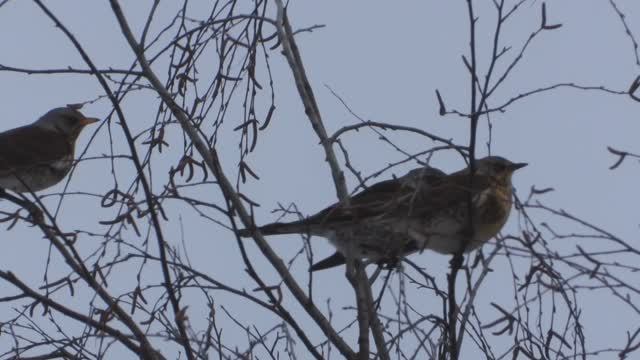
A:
[493,163,506,172]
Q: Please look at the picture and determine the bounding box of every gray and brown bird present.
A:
[0,106,99,193]
[238,156,527,271]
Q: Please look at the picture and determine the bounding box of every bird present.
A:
[238,156,527,271]
[0,106,99,193]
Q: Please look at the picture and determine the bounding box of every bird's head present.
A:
[473,156,527,183]
[34,107,99,139]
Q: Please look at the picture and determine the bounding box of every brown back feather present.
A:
[0,125,71,175]
[303,172,493,227]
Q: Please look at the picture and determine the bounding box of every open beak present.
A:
[80,117,100,126]
[510,162,528,171]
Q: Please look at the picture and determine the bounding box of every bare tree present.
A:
[0,1,638,359]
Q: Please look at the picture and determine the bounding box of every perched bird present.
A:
[239,156,527,271]
[0,106,99,193]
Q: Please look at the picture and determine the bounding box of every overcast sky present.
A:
[0,1,639,358]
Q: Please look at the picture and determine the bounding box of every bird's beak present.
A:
[510,162,528,171]
[80,117,100,126]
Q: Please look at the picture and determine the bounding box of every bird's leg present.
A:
[449,252,464,270]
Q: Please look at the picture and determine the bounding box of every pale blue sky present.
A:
[0,1,638,358]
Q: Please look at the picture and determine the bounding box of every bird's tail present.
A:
[237,220,311,237]
[309,252,346,271]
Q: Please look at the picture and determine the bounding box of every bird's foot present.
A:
[449,253,464,270]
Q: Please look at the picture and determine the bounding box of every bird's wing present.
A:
[0,125,71,175]
[304,168,448,226]
[398,173,493,219]
[241,166,457,235]
[309,252,346,271]
[238,176,422,236]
